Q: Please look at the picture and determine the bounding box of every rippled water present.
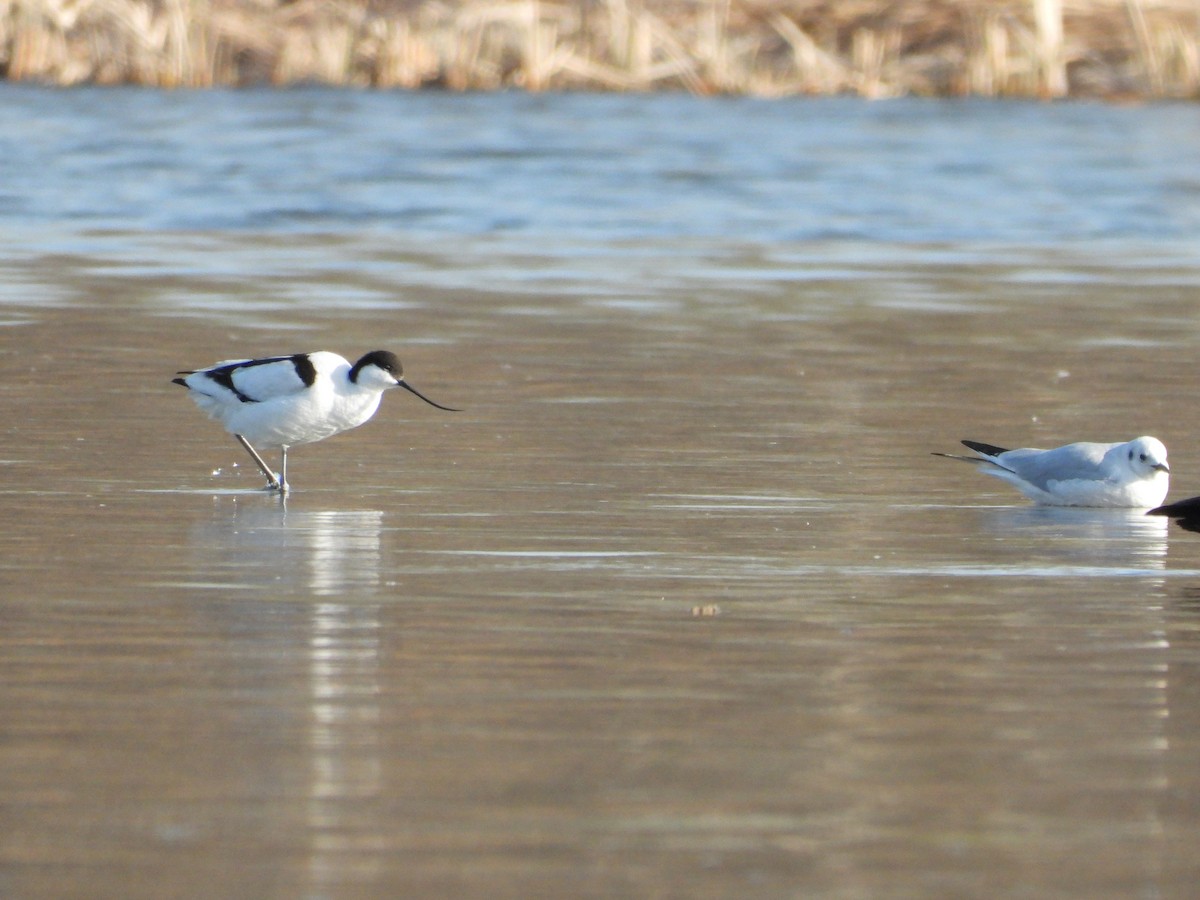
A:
[3,86,1200,897]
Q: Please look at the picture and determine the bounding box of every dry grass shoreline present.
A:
[1,0,1198,98]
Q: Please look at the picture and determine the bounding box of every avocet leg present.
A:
[279,446,290,494]
[234,434,282,491]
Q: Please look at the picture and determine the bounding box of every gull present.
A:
[174,350,458,493]
[934,436,1170,508]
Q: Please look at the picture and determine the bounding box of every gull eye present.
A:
[1139,453,1148,462]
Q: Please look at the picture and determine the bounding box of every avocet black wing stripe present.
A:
[201,354,319,404]
[209,368,258,403]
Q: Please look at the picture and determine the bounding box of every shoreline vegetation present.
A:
[1,0,1198,99]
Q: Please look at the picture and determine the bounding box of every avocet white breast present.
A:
[173,350,458,492]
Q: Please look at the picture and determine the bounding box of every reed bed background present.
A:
[1,0,1198,97]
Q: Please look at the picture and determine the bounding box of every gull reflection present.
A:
[975,506,1168,572]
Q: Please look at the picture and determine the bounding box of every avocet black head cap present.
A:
[351,350,403,381]
[352,350,461,412]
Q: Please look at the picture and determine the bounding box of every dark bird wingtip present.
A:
[961,439,1009,457]
[1146,495,1200,517]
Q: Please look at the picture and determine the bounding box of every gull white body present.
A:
[174,350,456,492]
[936,436,1170,508]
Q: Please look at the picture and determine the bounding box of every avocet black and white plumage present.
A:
[933,436,1169,508]
[173,350,458,492]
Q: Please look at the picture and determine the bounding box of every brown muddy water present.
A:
[2,232,1200,897]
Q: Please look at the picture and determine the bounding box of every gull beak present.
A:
[1155,462,1170,474]
[397,378,461,412]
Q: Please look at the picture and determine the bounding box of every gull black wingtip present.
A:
[961,439,1009,458]
[398,379,462,412]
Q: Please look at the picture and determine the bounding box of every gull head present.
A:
[1124,436,1170,478]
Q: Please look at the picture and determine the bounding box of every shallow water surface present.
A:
[2,90,1200,898]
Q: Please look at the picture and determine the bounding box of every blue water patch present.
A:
[3,86,1200,246]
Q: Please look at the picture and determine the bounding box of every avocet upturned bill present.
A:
[173,350,458,493]
[933,436,1169,508]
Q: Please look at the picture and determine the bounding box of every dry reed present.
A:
[0,0,1198,97]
